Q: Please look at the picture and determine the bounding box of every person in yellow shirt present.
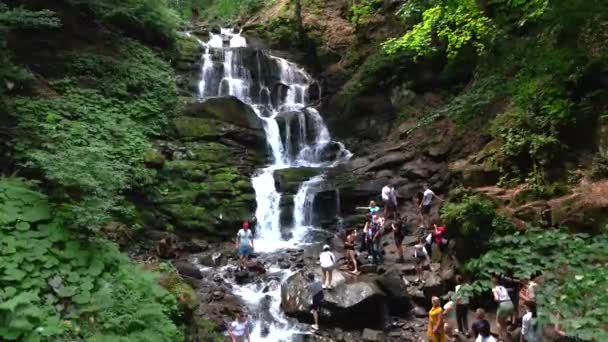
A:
[428,296,446,342]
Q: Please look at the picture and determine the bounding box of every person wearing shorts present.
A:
[236,222,254,270]
[228,312,250,342]
[319,245,336,289]
[420,184,443,228]
[492,275,514,341]
[308,273,323,330]
[413,236,430,282]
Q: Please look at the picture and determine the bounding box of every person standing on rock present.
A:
[391,215,407,263]
[413,236,430,282]
[381,184,398,219]
[247,214,257,238]
[455,275,470,337]
[236,221,254,271]
[428,296,446,342]
[420,184,443,228]
[319,245,336,289]
[371,215,385,264]
[492,275,515,342]
[228,312,250,342]
[344,229,359,274]
[521,300,541,342]
[307,273,323,330]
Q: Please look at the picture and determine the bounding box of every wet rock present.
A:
[245,259,266,274]
[279,261,291,269]
[362,328,385,341]
[281,271,389,329]
[174,260,203,279]
[234,271,254,285]
[211,290,225,301]
[450,158,500,187]
[143,149,165,168]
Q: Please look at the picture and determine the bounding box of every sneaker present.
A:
[311,324,319,330]
[415,277,420,282]
[322,284,327,289]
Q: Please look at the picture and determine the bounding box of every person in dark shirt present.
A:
[471,308,491,338]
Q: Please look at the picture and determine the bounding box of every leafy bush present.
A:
[590,152,608,180]
[9,37,177,232]
[0,178,183,341]
[383,1,495,59]
[440,188,514,256]
[465,228,608,341]
[67,0,180,45]
[349,0,383,26]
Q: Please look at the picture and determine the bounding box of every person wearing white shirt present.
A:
[419,183,443,228]
[381,185,398,219]
[228,312,250,342]
[521,301,541,342]
[319,245,336,289]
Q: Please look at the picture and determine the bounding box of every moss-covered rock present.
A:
[274,167,321,194]
[143,149,166,168]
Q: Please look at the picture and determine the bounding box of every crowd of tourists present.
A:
[226,182,575,342]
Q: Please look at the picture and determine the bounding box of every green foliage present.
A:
[465,227,608,341]
[67,0,180,45]
[9,37,177,232]
[349,0,383,26]
[343,48,407,99]
[0,178,183,341]
[590,152,608,180]
[256,16,299,48]
[440,188,514,255]
[182,0,273,21]
[0,4,61,95]
[384,1,494,59]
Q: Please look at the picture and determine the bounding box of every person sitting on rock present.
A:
[391,215,407,263]
[236,221,254,271]
[413,236,431,282]
[307,273,323,331]
[344,229,359,274]
[319,245,336,289]
[228,311,250,342]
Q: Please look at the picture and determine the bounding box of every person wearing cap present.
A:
[236,221,254,270]
[319,244,336,289]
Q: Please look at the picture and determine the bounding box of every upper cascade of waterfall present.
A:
[197,28,351,167]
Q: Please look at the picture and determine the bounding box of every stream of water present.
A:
[192,28,351,341]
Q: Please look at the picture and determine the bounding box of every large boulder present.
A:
[375,269,413,316]
[181,96,263,130]
[360,152,415,173]
[281,271,389,329]
[274,167,321,194]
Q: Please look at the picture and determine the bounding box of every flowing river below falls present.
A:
[188,28,352,341]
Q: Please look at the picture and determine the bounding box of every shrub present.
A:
[465,228,608,341]
[0,178,183,341]
[9,37,177,232]
[440,188,514,256]
[349,0,383,27]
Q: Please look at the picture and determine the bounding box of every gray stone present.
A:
[362,328,385,341]
[361,152,414,173]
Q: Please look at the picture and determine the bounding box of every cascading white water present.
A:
[196,28,350,245]
[193,28,351,341]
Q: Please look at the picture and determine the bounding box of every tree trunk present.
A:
[293,0,305,45]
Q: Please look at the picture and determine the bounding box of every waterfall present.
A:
[196,28,350,246]
[193,29,351,341]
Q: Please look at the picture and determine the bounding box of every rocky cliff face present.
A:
[140,34,266,240]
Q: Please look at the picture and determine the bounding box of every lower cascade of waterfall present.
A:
[191,28,351,341]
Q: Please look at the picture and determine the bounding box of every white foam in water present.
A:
[194,28,350,341]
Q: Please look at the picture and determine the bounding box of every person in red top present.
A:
[433,224,448,253]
